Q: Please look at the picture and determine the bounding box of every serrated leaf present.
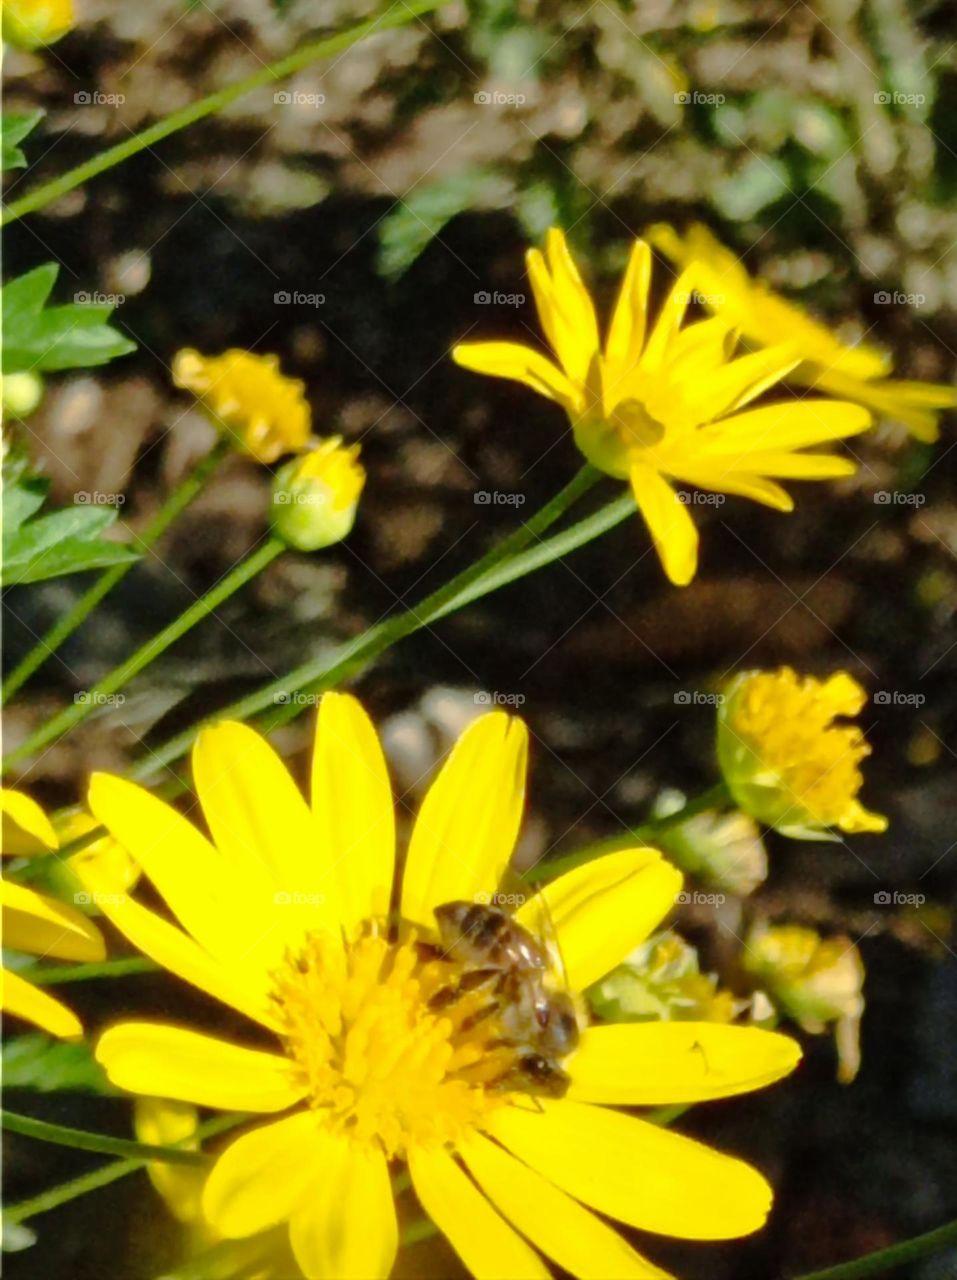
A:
[1,264,136,375]
[1,110,44,171]
[1,1033,115,1094]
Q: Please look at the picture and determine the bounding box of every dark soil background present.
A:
[3,2,956,1277]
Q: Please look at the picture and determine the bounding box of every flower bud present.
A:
[589,930,737,1024]
[2,0,73,49]
[653,789,768,895]
[270,437,364,551]
[1,372,44,419]
[717,667,887,840]
[743,922,864,1082]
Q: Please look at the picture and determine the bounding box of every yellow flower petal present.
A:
[519,848,681,993]
[96,1023,306,1112]
[698,401,872,454]
[686,345,801,419]
[1,787,58,855]
[74,873,279,1030]
[289,1131,397,1280]
[567,1022,802,1105]
[87,772,256,966]
[721,452,858,480]
[401,713,528,932]
[311,693,395,937]
[407,1144,549,1280]
[487,1098,774,1240]
[640,267,696,372]
[203,1112,322,1238]
[452,341,578,410]
[530,228,601,387]
[1,966,82,1039]
[629,462,699,587]
[667,467,794,512]
[459,1130,674,1280]
[1,878,105,962]
[135,1099,205,1225]
[192,721,341,950]
[604,239,653,387]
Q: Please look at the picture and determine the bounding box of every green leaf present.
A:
[1,264,136,374]
[1,1034,115,1095]
[375,169,508,280]
[1,111,44,171]
[1,473,140,587]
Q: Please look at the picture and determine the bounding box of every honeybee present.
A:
[432,899,580,1098]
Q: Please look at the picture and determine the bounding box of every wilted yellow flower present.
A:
[2,0,73,49]
[718,668,887,840]
[270,436,365,551]
[648,223,956,443]
[589,931,738,1025]
[653,790,768,895]
[83,695,801,1280]
[744,923,864,1083]
[172,349,311,464]
[453,228,872,586]
[1,788,105,1039]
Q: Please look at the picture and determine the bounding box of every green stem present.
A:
[3,1113,245,1225]
[791,1218,957,1280]
[1,441,229,705]
[1,1108,211,1166]
[1,1,447,226]
[129,464,606,783]
[19,956,158,985]
[3,536,284,771]
[528,781,732,884]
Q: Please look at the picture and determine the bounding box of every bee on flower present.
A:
[453,228,874,586]
[81,695,802,1280]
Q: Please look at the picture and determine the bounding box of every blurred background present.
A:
[3,1,956,1276]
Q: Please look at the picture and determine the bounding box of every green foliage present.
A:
[375,170,505,280]
[1,111,44,171]
[2,470,139,587]
[1,264,135,375]
[1,1034,114,1095]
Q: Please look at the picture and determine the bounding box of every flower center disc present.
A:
[271,930,546,1158]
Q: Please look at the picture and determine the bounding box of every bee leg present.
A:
[459,1001,502,1034]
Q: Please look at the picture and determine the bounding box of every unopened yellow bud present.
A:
[744,923,864,1082]
[654,790,768,896]
[2,0,73,49]
[270,437,364,551]
[589,930,737,1024]
[717,667,887,839]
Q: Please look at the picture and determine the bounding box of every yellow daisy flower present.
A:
[453,228,872,586]
[81,694,801,1280]
[1,788,105,1040]
[717,668,888,840]
[648,222,956,444]
[172,349,312,465]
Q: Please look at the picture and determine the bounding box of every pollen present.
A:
[270,930,519,1158]
[724,667,887,834]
